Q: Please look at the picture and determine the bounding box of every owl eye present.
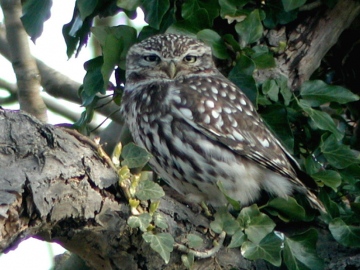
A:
[183,55,197,63]
[143,55,160,62]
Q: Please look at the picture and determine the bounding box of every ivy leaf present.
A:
[251,46,276,69]
[121,143,152,169]
[187,234,204,249]
[329,218,360,248]
[197,29,230,59]
[219,0,248,19]
[235,9,263,47]
[135,180,165,200]
[182,1,214,29]
[21,0,52,42]
[318,189,340,220]
[262,79,279,102]
[320,134,360,169]
[217,181,241,210]
[228,229,246,248]
[311,170,342,192]
[238,205,276,244]
[283,229,324,270]
[127,213,152,231]
[223,34,241,52]
[92,25,137,88]
[277,75,292,106]
[261,104,294,152]
[181,0,219,26]
[72,100,97,134]
[228,55,258,106]
[241,232,282,267]
[117,0,142,11]
[210,207,240,235]
[300,80,359,107]
[298,100,343,140]
[282,0,306,12]
[264,197,306,221]
[81,57,105,106]
[77,0,98,20]
[142,232,174,263]
[141,0,170,29]
[153,212,168,229]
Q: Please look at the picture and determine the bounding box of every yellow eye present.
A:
[183,55,197,63]
[144,55,160,62]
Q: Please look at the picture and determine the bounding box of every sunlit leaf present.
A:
[241,232,282,266]
[238,205,276,244]
[153,213,168,229]
[143,232,174,263]
[135,180,165,200]
[121,143,152,169]
[127,213,152,231]
[210,207,240,235]
[228,229,246,248]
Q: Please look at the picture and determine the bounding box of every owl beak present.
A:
[167,61,177,79]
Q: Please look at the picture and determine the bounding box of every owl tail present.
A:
[305,189,327,214]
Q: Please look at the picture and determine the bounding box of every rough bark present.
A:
[256,0,360,90]
[1,109,360,270]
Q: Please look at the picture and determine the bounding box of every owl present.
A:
[121,34,324,212]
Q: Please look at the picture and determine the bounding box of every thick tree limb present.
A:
[0,0,47,121]
[1,109,360,270]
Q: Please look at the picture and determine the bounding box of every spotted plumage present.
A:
[121,34,324,211]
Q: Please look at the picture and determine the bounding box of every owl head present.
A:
[125,34,219,82]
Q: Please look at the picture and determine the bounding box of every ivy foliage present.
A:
[20,0,360,268]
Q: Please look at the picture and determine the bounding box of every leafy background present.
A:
[15,0,360,268]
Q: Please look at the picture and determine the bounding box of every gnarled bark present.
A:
[1,109,360,270]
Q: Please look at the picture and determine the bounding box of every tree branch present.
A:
[1,109,359,269]
[0,0,47,121]
[0,26,124,124]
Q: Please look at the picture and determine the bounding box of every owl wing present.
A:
[172,76,301,182]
